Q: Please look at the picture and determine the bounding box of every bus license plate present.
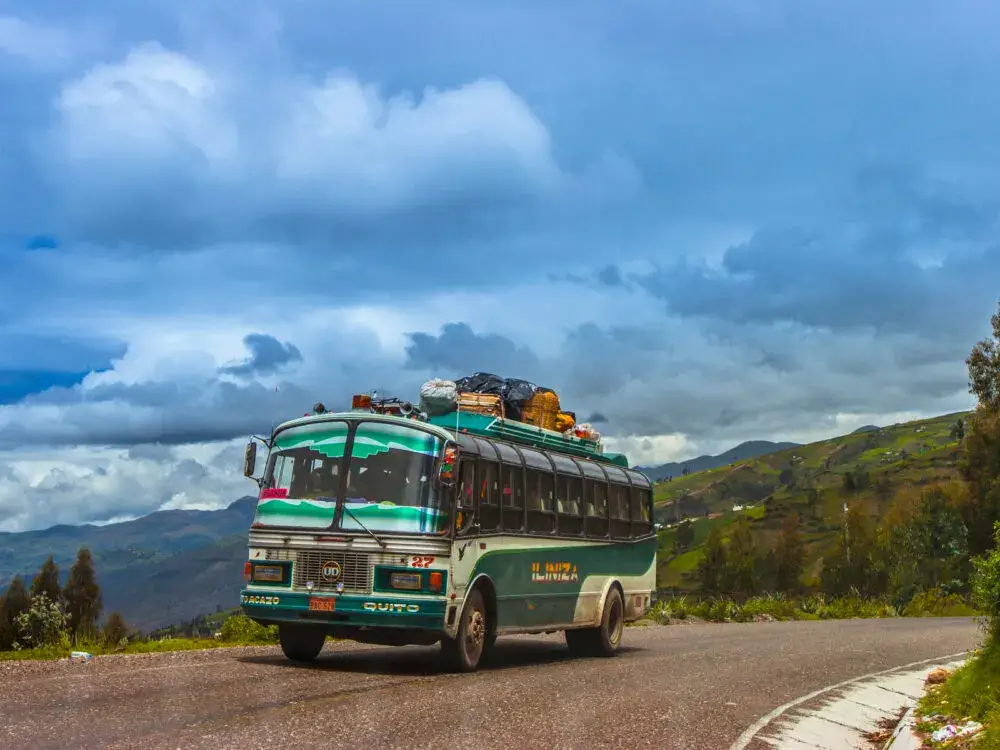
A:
[309,597,336,612]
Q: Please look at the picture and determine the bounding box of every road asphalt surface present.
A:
[0,617,980,750]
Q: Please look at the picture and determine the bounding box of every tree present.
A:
[63,548,103,640]
[821,503,877,596]
[874,484,969,605]
[102,612,129,646]
[723,519,760,596]
[874,475,894,502]
[774,512,805,593]
[841,472,857,495]
[959,300,1000,555]
[698,526,726,594]
[966,298,1000,412]
[674,521,695,553]
[912,484,969,589]
[0,576,30,650]
[30,556,60,603]
[951,418,966,441]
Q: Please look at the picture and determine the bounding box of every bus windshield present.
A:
[254,419,448,534]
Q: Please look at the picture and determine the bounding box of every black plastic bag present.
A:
[502,378,537,404]
[454,372,504,395]
[500,378,537,421]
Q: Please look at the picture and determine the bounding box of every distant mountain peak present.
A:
[227,495,258,512]
[638,439,800,482]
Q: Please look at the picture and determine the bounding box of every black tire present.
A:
[593,586,625,656]
[278,623,327,662]
[565,587,625,658]
[441,587,489,672]
[483,629,498,658]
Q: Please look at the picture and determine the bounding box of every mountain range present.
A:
[0,497,256,631]
[637,440,801,482]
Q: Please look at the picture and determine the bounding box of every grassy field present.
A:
[0,611,277,662]
[653,411,970,589]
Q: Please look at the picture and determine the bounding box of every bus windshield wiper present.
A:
[341,503,388,548]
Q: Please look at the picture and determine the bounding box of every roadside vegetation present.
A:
[644,587,976,625]
[654,391,982,616]
[911,300,1000,748]
[0,546,279,662]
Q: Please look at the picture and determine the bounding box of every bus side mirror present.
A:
[243,441,258,479]
[437,443,458,488]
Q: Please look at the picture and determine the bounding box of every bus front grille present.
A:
[265,549,373,594]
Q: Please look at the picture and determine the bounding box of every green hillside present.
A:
[653,411,970,590]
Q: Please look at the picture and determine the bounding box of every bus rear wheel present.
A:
[278,623,326,662]
[441,587,489,673]
[565,587,624,658]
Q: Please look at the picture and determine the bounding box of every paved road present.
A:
[0,618,980,750]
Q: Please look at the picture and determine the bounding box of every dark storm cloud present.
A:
[403,323,541,378]
[219,334,302,378]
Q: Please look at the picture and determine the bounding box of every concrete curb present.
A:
[730,654,968,749]
[884,703,921,749]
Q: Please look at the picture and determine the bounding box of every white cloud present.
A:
[56,42,238,162]
[0,15,83,67]
[0,440,255,532]
[44,43,577,240]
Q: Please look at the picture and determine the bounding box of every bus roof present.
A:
[271,410,631,469]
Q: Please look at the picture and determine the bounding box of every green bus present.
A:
[239,398,656,672]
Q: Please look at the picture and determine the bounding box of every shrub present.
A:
[972,522,1000,640]
[902,588,978,618]
[220,613,278,644]
[15,594,69,649]
[739,593,801,622]
[102,612,130,647]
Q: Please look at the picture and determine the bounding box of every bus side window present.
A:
[527,469,556,534]
[632,488,653,535]
[478,460,500,532]
[557,475,584,536]
[501,464,524,532]
[524,469,541,511]
[458,460,475,509]
[565,477,581,516]
[453,459,476,536]
[610,483,630,538]
[584,479,609,538]
[539,472,555,513]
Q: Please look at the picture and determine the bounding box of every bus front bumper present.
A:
[239,588,448,630]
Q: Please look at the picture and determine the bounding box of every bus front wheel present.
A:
[441,587,489,673]
[278,623,326,663]
[566,587,624,658]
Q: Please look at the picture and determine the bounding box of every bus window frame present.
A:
[626,468,654,537]
[500,443,526,534]
[558,458,586,536]
[521,447,557,535]
[449,434,656,541]
[580,458,611,540]
[604,464,632,539]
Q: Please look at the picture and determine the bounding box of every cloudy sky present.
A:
[1,0,995,531]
